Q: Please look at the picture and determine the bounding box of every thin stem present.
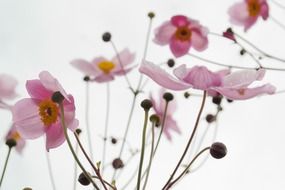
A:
[73,132,109,190]
[45,152,57,190]
[58,103,99,190]
[162,91,207,190]
[167,147,211,189]
[91,176,117,190]
[102,82,111,175]
[142,121,155,190]
[136,109,150,190]
[236,43,263,68]
[0,147,12,188]
[73,139,80,190]
[85,82,94,161]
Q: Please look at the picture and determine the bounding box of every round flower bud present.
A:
[150,114,160,126]
[111,137,117,144]
[206,114,216,123]
[83,76,90,82]
[75,128,82,135]
[212,95,222,105]
[102,32,111,42]
[51,91,64,104]
[140,99,152,111]
[167,59,175,68]
[210,142,227,159]
[227,99,233,103]
[23,187,33,190]
[78,172,91,186]
[184,92,190,98]
[148,12,155,19]
[6,139,17,148]
[112,158,124,169]
[240,49,246,55]
[163,92,174,102]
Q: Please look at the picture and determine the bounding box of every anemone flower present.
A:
[228,0,269,31]
[150,89,181,141]
[12,71,78,151]
[5,125,26,153]
[0,74,17,109]
[154,15,208,58]
[70,48,135,83]
[139,61,276,100]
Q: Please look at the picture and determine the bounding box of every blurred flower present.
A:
[150,89,180,141]
[139,61,276,100]
[154,15,208,58]
[0,74,18,110]
[12,71,78,151]
[228,0,269,31]
[222,28,237,42]
[5,125,26,153]
[70,48,135,83]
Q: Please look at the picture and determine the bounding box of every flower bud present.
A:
[212,95,222,105]
[148,12,155,19]
[206,114,216,123]
[163,92,174,102]
[75,128,82,135]
[150,114,160,126]
[167,59,175,68]
[112,158,124,169]
[23,188,32,190]
[78,172,91,186]
[83,76,90,82]
[210,142,227,159]
[111,137,117,144]
[51,91,64,104]
[140,99,152,111]
[102,32,111,42]
[184,92,190,98]
[6,139,17,148]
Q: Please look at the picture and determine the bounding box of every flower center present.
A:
[175,26,192,41]
[237,89,246,95]
[98,61,115,74]
[247,0,261,17]
[38,99,59,126]
[11,131,21,141]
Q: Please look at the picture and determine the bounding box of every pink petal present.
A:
[26,80,52,100]
[45,123,65,151]
[174,65,222,90]
[244,16,258,31]
[0,74,17,99]
[214,83,276,100]
[190,30,209,51]
[94,74,114,83]
[163,117,181,141]
[70,59,98,76]
[113,65,136,75]
[171,15,189,27]
[12,98,46,139]
[228,2,250,25]
[153,21,176,45]
[39,71,70,102]
[170,38,191,57]
[222,69,265,88]
[112,48,135,68]
[15,139,26,153]
[139,61,192,90]
[260,2,269,20]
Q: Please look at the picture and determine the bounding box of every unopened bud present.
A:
[210,142,227,159]
[78,172,91,186]
[6,139,17,148]
[51,91,64,103]
[112,158,124,169]
[163,92,174,102]
[140,99,152,110]
[102,32,111,42]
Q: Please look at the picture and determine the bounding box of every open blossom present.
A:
[139,61,276,100]
[228,0,269,31]
[0,74,18,109]
[5,125,26,153]
[70,48,135,83]
[150,89,181,141]
[154,15,208,58]
[12,71,78,151]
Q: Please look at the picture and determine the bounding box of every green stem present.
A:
[162,91,207,190]
[58,103,99,190]
[0,147,12,188]
[136,109,150,190]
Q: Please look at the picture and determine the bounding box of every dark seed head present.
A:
[167,59,175,68]
[227,99,233,103]
[150,114,160,126]
[212,95,223,105]
[83,76,90,82]
[163,92,174,102]
[184,92,190,98]
[210,142,227,159]
[240,49,246,55]
[78,172,91,186]
[102,32,111,42]
[140,99,153,110]
[6,139,17,148]
[111,137,117,144]
[206,114,216,123]
[148,12,155,19]
[75,128,82,135]
[112,158,124,169]
[51,91,64,104]
[23,188,33,190]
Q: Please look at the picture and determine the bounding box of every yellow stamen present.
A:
[175,26,192,41]
[98,61,115,74]
[247,0,261,17]
[38,99,59,126]
[11,131,21,141]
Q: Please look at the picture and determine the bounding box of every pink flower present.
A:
[5,125,26,153]
[70,48,135,83]
[154,15,209,58]
[0,74,18,110]
[12,71,79,151]
[139,61,276,100]
[228,0,269,31]
[150,89,181,141]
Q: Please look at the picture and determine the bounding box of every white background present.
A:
[1,0,285,189]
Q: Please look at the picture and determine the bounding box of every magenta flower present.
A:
[228,0,269,31]
[150,89,181,141]
[139,61,276,100]
[12,71,79,151]
[70,48,135,83]
[5,125,26,153]
[154,15,209,58]
[0,74,18,110]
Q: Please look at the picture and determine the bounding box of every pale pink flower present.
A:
[154,15,209,58]
[12,71,79,151]
[70,48,135,83]
[139,61,276,100]
[5,125,26,153]
[0,74,18,109]
[150,89,181,141]
[228,0,269,31]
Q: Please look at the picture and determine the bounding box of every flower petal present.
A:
[94,74,115,83]
[163,117,181,141]
[191,30,208,51]
[153,21,176,45]
[0,74,17,99]
[171,15,189,27]
[26,80,52,100]
[170,38,191,57]
[70,59,98,76]
[139,61,192,90]
[112,48,135,68]
[228,2,250,25]
[260,1,269,20]
[45,123,65,151]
